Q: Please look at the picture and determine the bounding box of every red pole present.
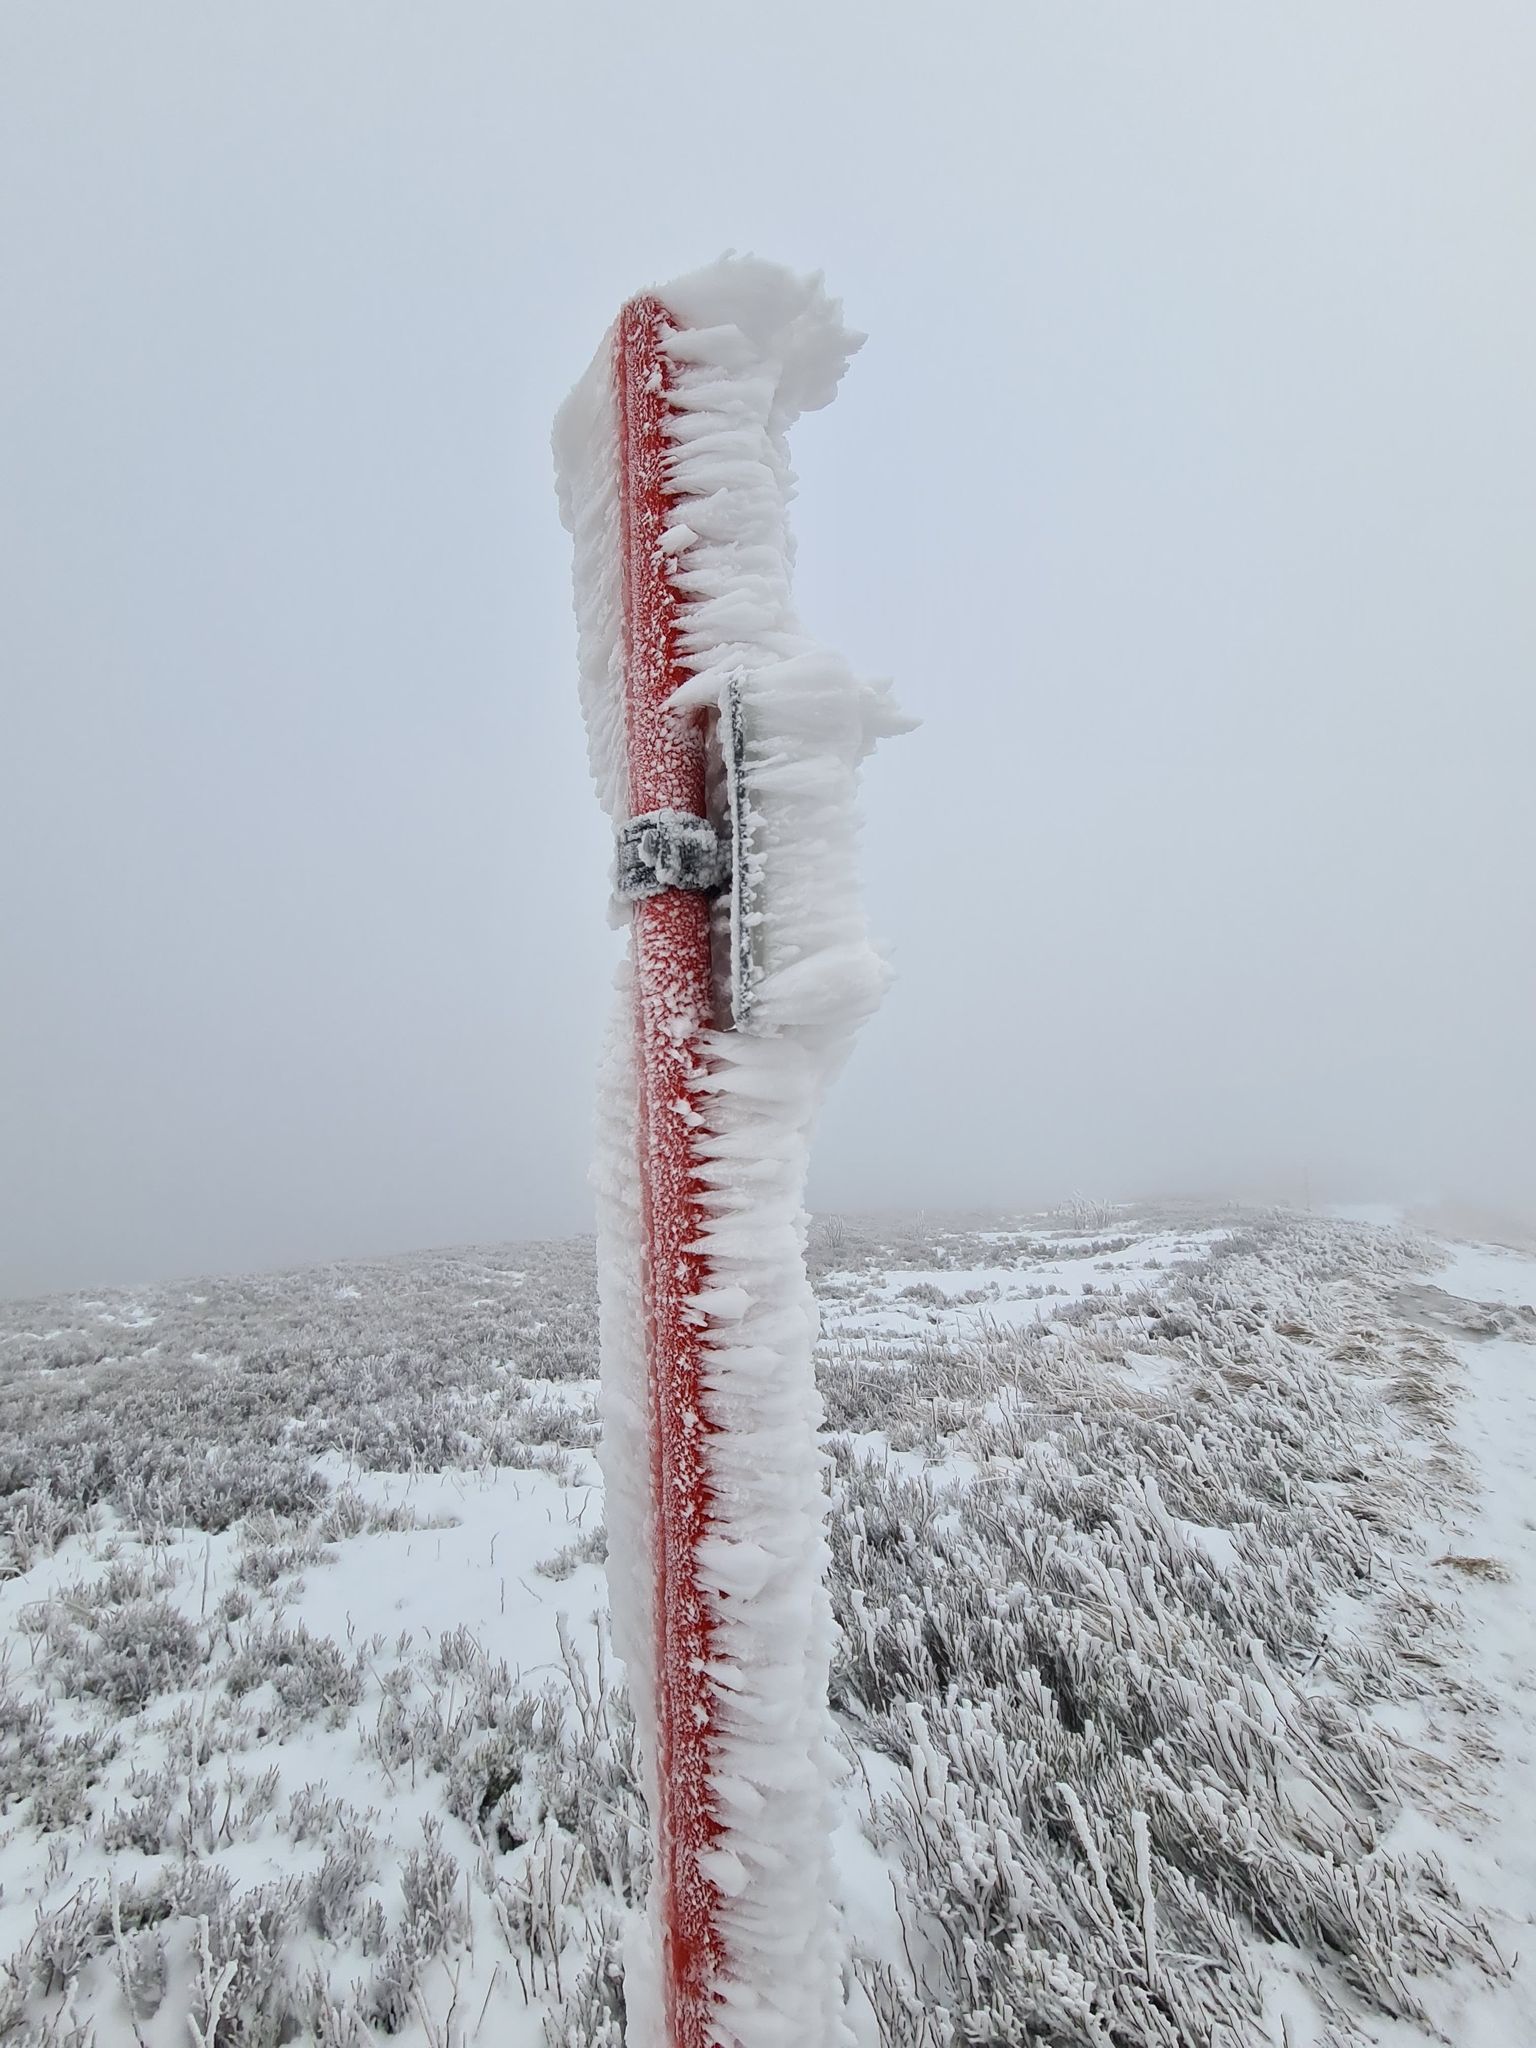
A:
[613,294,724,2048]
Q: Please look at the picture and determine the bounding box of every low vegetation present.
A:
[0,1208,1510,2044]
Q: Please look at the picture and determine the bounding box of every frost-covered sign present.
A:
[554,259,909,2048]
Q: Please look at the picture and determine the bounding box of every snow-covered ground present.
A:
[0,1205,1532,2045]
[1384,1235,1536,2048]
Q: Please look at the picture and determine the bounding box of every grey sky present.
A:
[3,3,1532,1297]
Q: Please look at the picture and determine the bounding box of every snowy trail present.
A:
[1410,1235,1536,2046]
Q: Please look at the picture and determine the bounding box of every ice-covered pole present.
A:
[611,292,729,2042]
[554,259,911,2048]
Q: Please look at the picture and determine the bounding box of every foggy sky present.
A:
[3,3,1533,1298]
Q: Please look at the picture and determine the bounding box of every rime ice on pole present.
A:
[554,259,911,2048]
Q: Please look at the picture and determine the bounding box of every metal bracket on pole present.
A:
[615,809,730,900]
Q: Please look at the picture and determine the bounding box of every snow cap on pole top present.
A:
[658,255,864,415]
[555,255,863,559]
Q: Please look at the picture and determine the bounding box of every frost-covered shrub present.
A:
[27,1739,107,1835]
[286,1783,345,1841]
[29,1885,103,1996]
[359,1820,470,2031]
[544,1905,627,2048]
[193,1880,306,2046]
[99,1770,177,1855]
[83,1597,204,1709]
[401,1815,466,1956]
[364,1633,638,1878]
[111,1857,234,1932]
[225,1622,363,1728]
[0,1488,83,1576]
[821,1217,1499,2044]
[306,1833,378,1940]
[364,1936,420,2035]
[536,1525,608,1581]
[116,1921,169,2024]
[237,1512,330,1589]
[1,1695,118,1834]
[897,1282,947,1307]
[315,1487,432,1542]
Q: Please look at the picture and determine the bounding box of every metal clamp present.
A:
[615,809,730,900]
